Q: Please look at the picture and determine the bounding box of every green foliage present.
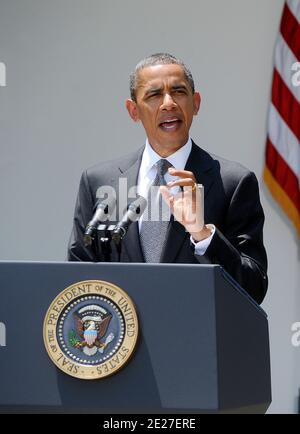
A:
[69,329,80,347]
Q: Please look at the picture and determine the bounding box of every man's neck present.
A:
[147,139,191,158]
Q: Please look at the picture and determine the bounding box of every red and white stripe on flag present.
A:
[264,0,300,236]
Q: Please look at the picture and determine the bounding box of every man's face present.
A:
[126,64,201,157]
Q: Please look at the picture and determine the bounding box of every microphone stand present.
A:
[96,224,122,262]
[96,224,112,262]
[93,195,147,262]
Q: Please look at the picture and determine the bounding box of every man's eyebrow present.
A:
[144,87,162,95]
[144,84,188,95]
[171,84,188,91]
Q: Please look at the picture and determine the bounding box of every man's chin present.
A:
[153,137,188,156]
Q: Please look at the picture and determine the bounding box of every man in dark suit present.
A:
[68,53,268,305]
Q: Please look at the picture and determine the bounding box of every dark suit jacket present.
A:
[68,142,268,304]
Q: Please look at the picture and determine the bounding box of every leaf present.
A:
[69,329,80,347]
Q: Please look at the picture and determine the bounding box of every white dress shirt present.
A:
[137,138,215,256]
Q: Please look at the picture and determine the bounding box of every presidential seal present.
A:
[43,280,138,380]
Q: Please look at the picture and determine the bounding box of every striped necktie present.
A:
[140,159,173,263]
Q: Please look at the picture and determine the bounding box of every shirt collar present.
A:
[140,137,192,176]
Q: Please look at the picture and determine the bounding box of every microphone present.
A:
[112,196,147,244]
[84,196,116,247]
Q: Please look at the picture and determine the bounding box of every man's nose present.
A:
[161,93,177,110]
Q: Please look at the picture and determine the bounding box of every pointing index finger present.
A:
[168,168,194,178]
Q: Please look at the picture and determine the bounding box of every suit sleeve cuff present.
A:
[190,225,216,256]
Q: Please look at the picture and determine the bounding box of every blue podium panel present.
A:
[0,262,271,413]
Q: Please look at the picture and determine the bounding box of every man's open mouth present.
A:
[159,118,182,131]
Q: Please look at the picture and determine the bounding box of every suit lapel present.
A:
[161,142,216,263]
[117,148,145,262]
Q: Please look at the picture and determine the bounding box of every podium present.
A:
[0,261,271,413]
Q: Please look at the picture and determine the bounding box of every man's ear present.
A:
[193,92,201,116]
[126,99,140,122]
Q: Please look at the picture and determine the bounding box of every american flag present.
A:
[264,0,300,236]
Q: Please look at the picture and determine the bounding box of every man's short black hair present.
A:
[130,53,195,102]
